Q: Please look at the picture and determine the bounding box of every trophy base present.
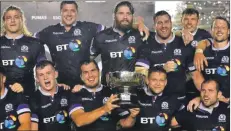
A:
[119,101,139,109]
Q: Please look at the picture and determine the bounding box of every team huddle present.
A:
[0,1,229,131]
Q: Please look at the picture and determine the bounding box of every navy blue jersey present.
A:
[90,28,144,84]
[30,87,71,131]
[36,22,104,87]
[0,35,46,97]
[175,102,230,131]
[137,32,193,96]
[0,88,31,131]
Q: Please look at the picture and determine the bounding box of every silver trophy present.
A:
[106,71,145,108]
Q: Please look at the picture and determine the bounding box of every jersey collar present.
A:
[143,86,163,96]
[59,21,77,27]
[154,32,175,44]
[0,88,8,99]
[5,34,23,39]
[198,102,219,114]
[190,28,198,36]
[212,41,230,51]
[82,84,103,93]
[38,86,59,96]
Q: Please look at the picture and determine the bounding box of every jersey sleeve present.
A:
[16,93,31,116]
[68,92,84,116]
[34,27,50,46]
[29,93,40,123]
[85,21,105,35]
[36,42,47,63]
[90,36,101,57]
[135,44,151,69]
[174,108,190,127]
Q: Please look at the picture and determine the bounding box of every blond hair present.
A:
[1,5,32,36]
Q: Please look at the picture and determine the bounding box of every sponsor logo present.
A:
[196,115,208,118]
[31,16,47,20]
[151,50,163,54]
[105,39,118,43]
[4,115,17,129]
[69,40,82,52]
[41,103,52,108]
[1,46,10,49]
[123,47,136,60]
[15,56,28,68]
[156,113,168,126]
[53,32,64,35]
[82,98,93,101]
[212,126,225,131]
[206,57,215,60]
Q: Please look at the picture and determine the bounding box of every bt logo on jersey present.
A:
[110,47,136,59]
[2,56,27,68]
[56,40,82,52]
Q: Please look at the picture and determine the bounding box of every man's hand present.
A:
[163,61,177,72]
[182,29,193,46]
[134,16,149,41]
[194,52,208,71]
[72,84,83,93]
[57,83,70,90]
[187,97,200,112]
[218,94,230,103]
[103,94,120,114]
[10,83,24,93]
[129,108,140,118]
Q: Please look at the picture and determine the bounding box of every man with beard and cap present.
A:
[186,17,230,112]
[69,59,140,131]
[90,1,146,85]
[123,66,183,131]
[135,10,193,103]
[35,0,149,89]
[171,79,230,131]
[0,66,31,131]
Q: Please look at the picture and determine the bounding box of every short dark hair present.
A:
[35,60,56,71]
[79,59,99,74]
[201,79,220,92]
[114,1,134,15]
[148,66,167,78]
[182,8,199,18]
[153,10,171,22]
[211,16,230,29]
[60,1,78,11]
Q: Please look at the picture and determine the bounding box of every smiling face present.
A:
[146,72,167,94]
[154,14,172,40]
[80,62,100,88]
[36,64,58,92]
[211,19,230,43]
[61,3,77,26]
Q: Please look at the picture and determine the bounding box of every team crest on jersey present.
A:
[218,114,226,122]
[128,36,136,44]
[103,97,109,104]
[161,102,169,109]
[174,49,181,56]
[60,98,68,107]
[5,103,13,112]
[21,45,28,52]
[221,56,229,63]
[191,40,198,47]
[74,28,82,36]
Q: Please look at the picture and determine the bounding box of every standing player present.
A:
[90,1,145,85]
[35,1,148,88]
[0,6,46,98]
[136,11,193,101]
